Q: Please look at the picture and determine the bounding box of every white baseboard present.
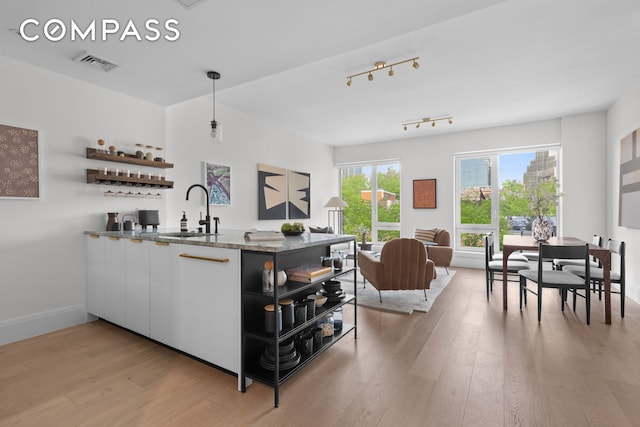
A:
[0,304,89,346]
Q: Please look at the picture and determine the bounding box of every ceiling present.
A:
[2,0,640,146]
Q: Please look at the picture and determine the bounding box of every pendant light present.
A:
[207,70,221,139]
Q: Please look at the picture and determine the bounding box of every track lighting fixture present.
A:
[402,116,453,131]
[346,57,419,86]
[207,70,221,140]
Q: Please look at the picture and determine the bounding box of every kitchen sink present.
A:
[158,231,206,238]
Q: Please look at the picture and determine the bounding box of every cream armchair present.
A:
[358,238,435,302]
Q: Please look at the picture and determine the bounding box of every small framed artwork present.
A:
[413,179,437,209]
[205,162,231,206]
[0,123,40,199]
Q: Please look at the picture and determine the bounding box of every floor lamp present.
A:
[324,197,348,234]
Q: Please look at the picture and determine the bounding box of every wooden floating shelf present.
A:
[86,169,174,189]
[86,147,174,169]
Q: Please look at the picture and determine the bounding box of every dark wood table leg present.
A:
[601,252,612,324]
[502,247,515,310]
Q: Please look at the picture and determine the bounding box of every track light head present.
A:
[413,59,419,69]
[388,67,394,77]
[368,72,373,81]
[346,78,352,86]
[403,125,407,131]
[432,121,436,127]
[448,118,453,124]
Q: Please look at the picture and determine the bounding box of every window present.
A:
[455,146,560,251]
[339,162,401,243]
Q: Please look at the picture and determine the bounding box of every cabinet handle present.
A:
[155,241,170,246]
[89,234,100,238]
[179,253,229,263]
[130,239,142,243]
[109,236,120,241]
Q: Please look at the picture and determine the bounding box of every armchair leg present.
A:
[378,290,382,303]
[423,289,428,301]
[445,267,449,275]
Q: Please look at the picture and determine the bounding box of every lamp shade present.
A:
[324,197,348,208]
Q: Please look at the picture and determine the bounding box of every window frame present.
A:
[337,159,401,244]
[454,144,562,253]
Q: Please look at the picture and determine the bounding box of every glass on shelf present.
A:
[96,139,106,154]
[155,147,164,162]
[135,144,144,159]
[145,145,154,161]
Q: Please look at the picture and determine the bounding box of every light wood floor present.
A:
[2,267,639,426]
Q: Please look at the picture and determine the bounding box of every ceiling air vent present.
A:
[73,51,119,72]
[174,0,208,9]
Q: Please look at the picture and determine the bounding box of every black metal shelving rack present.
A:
[239,235,357,407]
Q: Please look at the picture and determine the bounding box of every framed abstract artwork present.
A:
[413,178,437,209]
[258,163,287,220]
[205,162,231,206]
[0,123,39,199]
[287,169,310,219]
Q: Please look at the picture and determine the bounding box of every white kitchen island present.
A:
[85,229,356,404]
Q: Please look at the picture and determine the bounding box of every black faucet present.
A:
[212,217,220,234]
[186,184,211,234]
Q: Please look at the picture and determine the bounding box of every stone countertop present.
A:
[84,229,355,253]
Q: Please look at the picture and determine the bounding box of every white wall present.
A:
[335,112,608,269]
[606,76,640,302]
[0,55,337,345]
[0,55,166,344]
[164,95,336,232]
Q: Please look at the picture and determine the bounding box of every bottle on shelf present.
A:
[262,260,274,293]
[333,307,343,332]
[320,313,334,337]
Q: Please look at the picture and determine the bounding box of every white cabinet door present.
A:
[175,245,240,373]
[149,241,178,347]
[103,236,126,326]
[86,234,105,318]
[125,238,150,335]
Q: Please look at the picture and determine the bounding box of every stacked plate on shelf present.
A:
[321,280,347,304]
[259,339,301,371]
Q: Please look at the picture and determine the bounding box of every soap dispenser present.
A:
[180,211,188,232]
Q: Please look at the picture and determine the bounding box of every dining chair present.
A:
[553,234,602,270]
[519,243,591,324]
[483,233,531,300]
[564,239,626,317]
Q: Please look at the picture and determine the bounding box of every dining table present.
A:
[502,235,612,324]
